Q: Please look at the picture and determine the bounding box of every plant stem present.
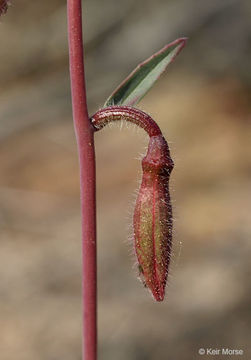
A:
[67,1,97,359]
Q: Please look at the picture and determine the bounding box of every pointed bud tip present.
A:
[152,285,165,302]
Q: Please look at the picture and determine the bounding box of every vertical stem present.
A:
[67,1,97,360]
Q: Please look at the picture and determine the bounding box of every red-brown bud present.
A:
[134,135,173,301]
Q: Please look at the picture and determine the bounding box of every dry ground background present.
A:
[0,0,251,359]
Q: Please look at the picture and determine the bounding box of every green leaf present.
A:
[104,38,187,107]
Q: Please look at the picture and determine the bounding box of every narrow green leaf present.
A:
[104,38,187,107]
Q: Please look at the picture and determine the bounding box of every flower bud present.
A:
[92,106,174,301]
[134,135,173,301]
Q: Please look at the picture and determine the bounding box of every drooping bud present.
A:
[134,135,173,301]
[91,106,174,301]
[0,0,9,16]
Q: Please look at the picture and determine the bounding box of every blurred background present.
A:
[0,0,251,359]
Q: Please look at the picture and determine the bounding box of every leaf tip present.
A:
[169,37,188,53]
[177,37,188,48]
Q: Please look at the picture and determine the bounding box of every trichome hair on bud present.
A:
[91,106,174,301]
[0,0,9,16]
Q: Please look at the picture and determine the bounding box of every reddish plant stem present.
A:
[67,1,97,360]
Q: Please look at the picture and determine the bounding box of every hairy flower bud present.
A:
[92,106,174,301]
[0,0,9,16]
[134,135,173,301]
